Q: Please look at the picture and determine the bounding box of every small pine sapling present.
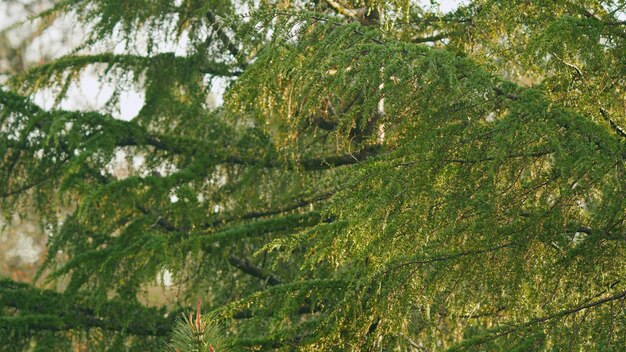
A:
[167,300,233,352]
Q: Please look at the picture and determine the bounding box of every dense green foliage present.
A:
[1,0,625,350]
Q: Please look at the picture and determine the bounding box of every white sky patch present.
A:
[173,33,190,56]
[170,193,179,203]
[31,89,56,110]
[0,3,29,31]
[118,90,145,120]
[208,76,230,107]
[59,71,113,111]
[441,0,467,13]
[7,235,41,264]
[157,269,174,287]
[132,155,145,169]
[415,0,467,13]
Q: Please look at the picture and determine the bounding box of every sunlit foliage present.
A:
[1,0,625,350]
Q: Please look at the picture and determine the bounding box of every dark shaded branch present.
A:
[295,147,379,170]
[412,33,449,43]
[239,193,333,221]
[461,306,506,319]
[1,155,72,198]
[224,144,382,171]
[137,204,183,232]
[205,11,243,67]
[492,86,520,101]
[386,242,514,274]
[227,255,283,285]
[312,114,339,131]
[571,226,624,241]
[1,175,52,198]
[198,213,322,246]
[119,131,382,171]
[600,108,626,140]
[551,51,583,80]
[198,194,331,230]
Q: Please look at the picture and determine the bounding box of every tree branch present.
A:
[227,255,283,285]
[205,11,244,67]
[119,133,382,171]
[412,33,449,43]
[386,242,514,274]
[239,193,333,221]
[398,150,553,167]
[600,108,626,140]
[0,278,173,337]
[324,0,378,26]
[325,0,357,18]
[452,288,626,349]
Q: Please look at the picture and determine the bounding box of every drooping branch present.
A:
[196,212,322,246]
[450,288,626,350]
[0,278,173,337]
[15,53,238,86]
[224,144,382,171]
[1,90,384,202]
[384,242,515,275]
[238,193,333,221]
[227,255,283,286]
[412,33,450,43]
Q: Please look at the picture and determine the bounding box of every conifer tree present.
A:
[1,0,625,350]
